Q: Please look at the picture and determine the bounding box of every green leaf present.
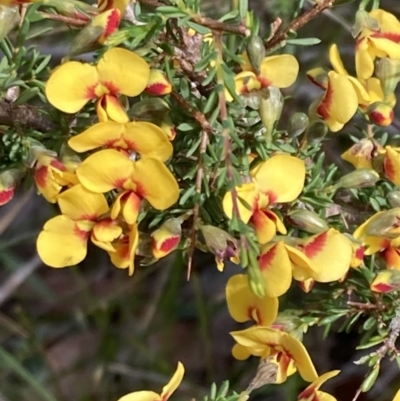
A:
[0,347,58,401]
[286,37,321,46]
[186,21,211,35]
[239,0,248,19]
[219,10,239,22]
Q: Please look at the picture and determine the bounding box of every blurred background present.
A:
[0,1,400,400]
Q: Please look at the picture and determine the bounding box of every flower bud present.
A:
[246,35,266,72]
[271,314,303,334]
[247,261,266,298]
[199,225,239,271]
[151,218,181,259]
[387,191,400,208]
[334,169,379,189]
[288,112,309,138]
[287,209,328,234]
[145,69,172,96]
[367,102,394,127]
[0,169,22,206]
[306,67,329,89]
[258,86,283,141]
[363,208,400,238]
[161,117,177,141]
[129,98,171,121]
[0,5,19,41]
[370,270,400,293]
[375,58,400,99]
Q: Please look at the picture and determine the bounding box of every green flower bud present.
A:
[361,364,380,393]
[247,261,266,298]
[258,86,283,141]
[287,209,329,234]
[387,191,400,208]
[288,112,309,137]
[335,169,380,189]
[129,98,170,121]
[0,6,19,41]
[375,58,400,99]
[246,35,266,72]
[364,208,400,238]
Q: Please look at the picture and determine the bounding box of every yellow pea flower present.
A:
[223,154,305,244]
[68,120,172,161]
[355,9,400,80]
[298,370,340,401]
[117,362,184,401]
[231,326,318,383]
[76,149,179,224]
[46,47,150,123]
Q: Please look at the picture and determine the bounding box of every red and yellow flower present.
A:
[46,47,150,123]
[298,370,340,401]
[223,154,305,244]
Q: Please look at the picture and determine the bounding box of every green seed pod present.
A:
[258,86,283,141]
[361,365,380,393]
[287,209,328,234]
[387,191,400,208]
[246,35,266,72]
[247,260,266,298]
[288,112,309,137]
[335,169,379,189]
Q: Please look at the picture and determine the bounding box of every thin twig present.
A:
[171,90,213,132]
[187,129,209,280]
[265,0,337,50]
[39,12,88,26]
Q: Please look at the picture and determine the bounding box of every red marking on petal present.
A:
[50,159,67,172]
[371,32,400,43]
[355,246,365,261]
[257,75,271,88]
[159,235,180,253]
[0,187,14,206]
[104,9,121,39]
[372,282,394,293]
[145,83,170,96]
[301,231,328,258]
[73,223,91,240]
[369,108,394,126]
[298,385,315,400]
[34,166,49,189]
[113,177,129,189]
[316,84,333,120]
[85,83,99,99]
[259,244,277,272]
[265,191,278,205]
[384,155,396,181]
[102,81,120,95]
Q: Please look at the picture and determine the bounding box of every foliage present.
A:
[1,0,400,400]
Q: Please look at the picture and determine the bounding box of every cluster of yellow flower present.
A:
[308,9,400,131]
[31,44,180,275]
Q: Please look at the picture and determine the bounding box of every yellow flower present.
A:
[356,9,400,80]
[76,149,179,224]
[145,69,173,96]
[68,120,172,161]
[117,362,184,401]
[231,326,318,383]
[151,218,182,259]
[225,274,279,326]
[223,154,305,244]
[298,370,340,401]
[37,184,109,268]
[46,47,149,123]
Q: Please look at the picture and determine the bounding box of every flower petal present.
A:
[384,146,400,186]
[329,44,348,75]
[146,69,172,95]
[98,94,129,123]
[151,218,181,259]
[111,191,141,224]
[116,391,161,401]
[251,209,280,244]
[37,215,89,267]
[77,149,134,193]
[259,242,292,297]
[46,62,99,113]
[97,47,150,97]
[253,155,305,203]
[160,362,185,400]
[226,274,278,325]
[131,158,179,210]
[223,182,258,223]
[57,184,109,220]
[259,55,299,88]
[356,38,375,80]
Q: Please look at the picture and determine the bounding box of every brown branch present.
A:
[265,0,336,50]
[0,102,57,132]
[39,12,88,26]
[171,90,213,132]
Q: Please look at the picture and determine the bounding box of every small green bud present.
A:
[0,6,19,41]
[247,262,266,298]
[246,35,266,72]
[287,209,328,234]
[288,112,309,137]
[258,86,283,141]
[361,364,380,393]
[352,10,379,38]
[375,58,400,99]
[387,191,400,208]
[334,169,380,189]
[129,98,170,121]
